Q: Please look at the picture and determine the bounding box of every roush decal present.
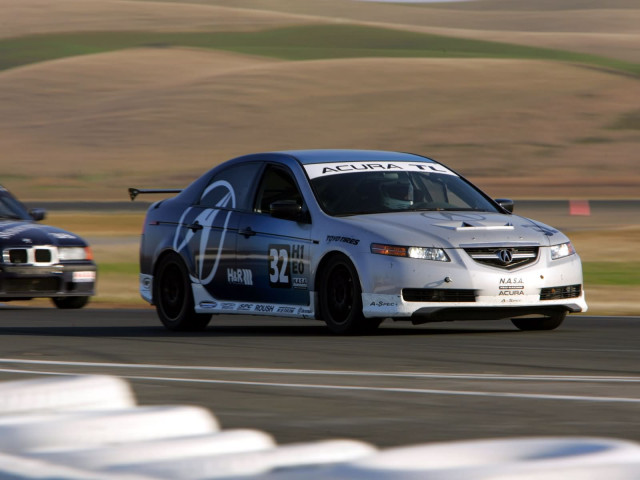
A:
[304,161,456,179]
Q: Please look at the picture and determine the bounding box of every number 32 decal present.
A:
[269,245,290,288]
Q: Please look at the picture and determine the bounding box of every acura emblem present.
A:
[497,249,513,265]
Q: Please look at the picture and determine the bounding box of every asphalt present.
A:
[0,307,638,447]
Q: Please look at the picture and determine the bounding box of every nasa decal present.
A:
[173,180,236,285]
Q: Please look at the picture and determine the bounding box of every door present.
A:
[233,165,312,307]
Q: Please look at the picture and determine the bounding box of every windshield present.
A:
[306,162,501,216]
[0,189,31,220]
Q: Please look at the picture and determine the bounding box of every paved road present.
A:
[0,307,638,448]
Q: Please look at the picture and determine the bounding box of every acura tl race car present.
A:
[0,185,96,308]
[132,150,587,334]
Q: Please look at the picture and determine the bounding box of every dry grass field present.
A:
[0,0,638,312]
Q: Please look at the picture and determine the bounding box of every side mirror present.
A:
[270,200,305,222]
[495,198,514,213]
[29,208,47,221]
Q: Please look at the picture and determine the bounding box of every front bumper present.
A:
[0,263,97,299]
[360,249,587,321]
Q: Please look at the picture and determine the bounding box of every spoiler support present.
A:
[129,188,182,201]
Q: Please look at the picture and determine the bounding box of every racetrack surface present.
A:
[0,307,638,448]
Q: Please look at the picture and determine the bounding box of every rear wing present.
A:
[128,188,182,201]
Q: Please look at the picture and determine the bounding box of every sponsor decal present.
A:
[499,277,525,296]
[254,304,275,313]
[51,233,77,240]
[173,180,236,285]
[237,303,253,312]
[292,277,308,289]
[326,235,360,246]
[221,302,236,311]
[277,306,297,314]
[0,224,34,240]
[227,268,253,286]
[304,161,456,179]
[199,301,218,309]
[369,300,397,308]
[297,307,312,315]
[72,271,96,283]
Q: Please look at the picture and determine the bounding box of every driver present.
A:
[380,180,414,210]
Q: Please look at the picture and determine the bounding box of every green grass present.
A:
[96,261,638,287]
[98,262,139,275]
[1,25,639,75]
[583,262,640,286]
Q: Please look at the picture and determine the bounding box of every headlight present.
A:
[58,246,93,261]
[371,243,450,262]
[550,242,576,260]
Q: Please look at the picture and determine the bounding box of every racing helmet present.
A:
[380,180,414,210]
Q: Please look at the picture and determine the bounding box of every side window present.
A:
[255,166,303,214]
[199,163,261,211]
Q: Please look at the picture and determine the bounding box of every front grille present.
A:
[1,277,61,294]
[540,284,582,300]
[3,247,56,265]
[464,246,539,270]
[403,288,476,303]
[8,249,28,264]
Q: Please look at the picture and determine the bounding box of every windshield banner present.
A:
[304,161,457,179]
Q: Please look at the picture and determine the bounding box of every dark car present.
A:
[0,185,96,308]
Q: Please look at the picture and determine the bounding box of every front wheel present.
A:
[511,311,566,331]
[154,253,211,331]
[318,255,380,335]
[52,296,89,309]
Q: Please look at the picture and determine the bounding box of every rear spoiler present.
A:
[128,188,182,201]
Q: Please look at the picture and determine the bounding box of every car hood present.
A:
[341,211,566,248]
[0,220,88,247]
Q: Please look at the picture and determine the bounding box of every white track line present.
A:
[0,368,639,404]
[0,358,638,383]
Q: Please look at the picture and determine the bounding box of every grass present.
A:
[1,25,639,75]
[583,262,640,286]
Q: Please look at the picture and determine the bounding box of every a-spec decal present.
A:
[173,180,236,285]
[304,161,457,179]
[268,244,305,289]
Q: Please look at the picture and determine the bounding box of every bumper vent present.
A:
[403,289,476,303]
[464,246,539,270]
[540,284,582,301]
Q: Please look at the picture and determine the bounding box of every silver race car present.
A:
[133,150,586,334]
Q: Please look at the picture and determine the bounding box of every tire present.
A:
[318,254,380,335]
[52,296,89,309]
[154,253,211,331]
[511,311,566,331]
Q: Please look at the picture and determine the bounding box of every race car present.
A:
[0,185,96,308]
[132,150,586,334]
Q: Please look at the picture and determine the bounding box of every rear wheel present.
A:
[319,255,380,335]
[52,296,89,309]
[511,311,566,331]
[154,253,211,331]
